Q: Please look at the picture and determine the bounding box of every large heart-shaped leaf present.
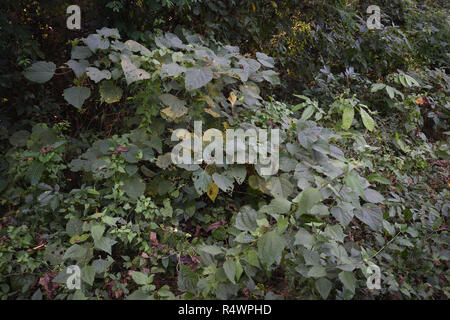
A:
[24,61,56,83]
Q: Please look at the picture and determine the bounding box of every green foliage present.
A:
[0,0,448,300]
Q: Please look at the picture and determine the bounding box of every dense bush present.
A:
[0,1,448,300]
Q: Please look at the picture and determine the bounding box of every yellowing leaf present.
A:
[228,92,237,106]
[207,182,219,202]
[205,108,221,118]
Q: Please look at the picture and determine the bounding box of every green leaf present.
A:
[81,265,96,286]
[223,260,236,284]
[193,170,212,195]
[235,206,258,233]
[99,81,123,103]
[26,162,45,186]
[259,198,291,215]
[370,83,385,92]
[307,265,327,278]
[161,63,186,77]
[364,189,385,203]
[244,249,260,268]
[24,61,56,83]
[367,174,391,185]
[185,67,213,91]
[90,224,105,242]
[342,106,354,130]
[315,278,332,299]
[301,105,315,121]
[121,56,150,85]
[256,52,275,68]
[86,67,111,83]
[294,228,314,249]
[71,46,92,60]
[63,86,91,110]
[266,175,293,199]
[360,108,375,132]
[200,245,223,256]
[131,271,149,285]
[257,231,286,267]
[63,244,88,261]
[324,224,346,243]
[94,236,117,255]
[293,187,323,216]
[67,59,88,78]
[343,174,365,199]
[212,173,234,193]
[9,130,30,147]
[338,271,356,294]
[355,203,383,231]
[122,175,145,199]
[229,165,247,185]
[84,34,109,52]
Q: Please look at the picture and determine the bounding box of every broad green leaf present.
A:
[244,249,260,268]
[370,83,386,92]
[360,108,375,132]
[26,162,45,186]
[331,203,355,226]
[86,67,111,83]
[124,40,151,56]
[94,236,117,255]
[338,271,356,294]
[84,34,109,52]
[63,86,91,110]
[121,57,150,85]
[122,175,146,199]
[71,46,92,60]
[257,231,286,267]
[161,63,186,77]
[200,245,223,256]
[364,189,385,203]
[9,130,30,147]
[24,61,56,83]
[223,260,236,284]
[67,59,88,78]
[193,170,212,195]
[367,174,391,185]
[293,187,323,216]
[96,27,121,39]
[355,203,383,231]
[307,265,327,278]
[324,224,346,243]
[343,174,365,199]
[301,105,315,121]
[212,173,234,193]
[256,52,275,68]
[185,67,213,91]
[294,228,314,249]
[131,271,149,285]
[99,81,123,103]
[90,224,105,242]
[342,106,354,130]
[315,278,332,299]
[235,206,258,232]
[259,198,291,215]
[266,175,293,199]
[63,244,88,261]
[81,265,96,286]
[229,165,247,185]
